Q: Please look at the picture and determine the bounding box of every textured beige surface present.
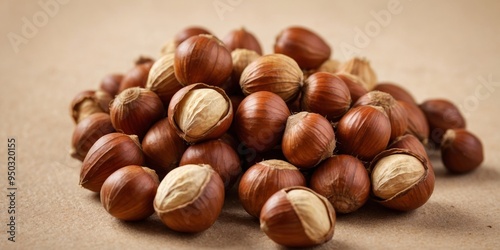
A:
[1,0,500,249]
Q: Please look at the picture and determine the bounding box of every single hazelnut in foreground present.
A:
[369,149,435,211]
[441,129,484,174]
[80,133,144,192]
[282,112,336,168]
[168,83,233,143]
[100,165,159,221]
[260,186,336,248]
[238,160,306,218]
[310,155,370,214]
[154,164,224,233]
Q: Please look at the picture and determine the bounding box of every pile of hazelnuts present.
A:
[69,26,484,248]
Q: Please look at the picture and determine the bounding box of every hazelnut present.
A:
[119,59,154,93]
[70,113,115,161]
[316,59,341,74]
[260,186,335,248]
[419,99,466,146]
[398,101,430,143]
[99,73,123,96]
[354,91,408,141]
[337,105,391,161]
[154,164,224,233]
[338,57,377,90]
[179,139,242,190]
[168,83,233,143]
[441,129,484,174]
[142,117,187,179]
[301,72,351,121]
[80,133,144,192]
[174,34,232,87]
[173,26,211,47]
[234,91,290,152]
[374,82,417,105]
[335,72,369,103]
[146,53,183,109]
[274,26,331,69]
[240,53,303,103]
[238,160,306,218]
[109,87,165,140]
[231,48,260,85]
[282,112,336,168]
[223,27,263,55]
[70,90,112,124]
[100,165,159,221]
[369,149,435,211]
[310,155,370,214]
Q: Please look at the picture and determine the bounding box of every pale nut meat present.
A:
[174,88,228,139]
[371,154,425,200]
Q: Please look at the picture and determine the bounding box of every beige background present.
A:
[1,0,500,249]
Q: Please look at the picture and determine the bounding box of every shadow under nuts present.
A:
[100,165,159,221]
[154,164,224,233]
[260,186,336,248]
[168,83,233,143]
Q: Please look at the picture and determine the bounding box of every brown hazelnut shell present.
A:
[119,60,154,93]
[100,165,159,221]
[238,160,306,218]
[398,101,430,143]
[146,53,183,109]
[337,105,391,161]
[234,91,291,152]
[70,90,112,123]
[259,186,336,248]
[274,26,331,69]
[335,72,369,104]
[179,139,242,190]
[167,83,233,143]
[70,113,115,161]
[109,87,165,140]
[368,148,435,211]
[374,82,417,105]
[173,26,211,46]
[301,72,351,121]
[80,133,144,192]
[99,73,123,97]
[420,99,466,146]
[174,34,232,87]
[441,129,483,174]
[142,117,187,179]
[223,27,263,55]
[310,155,370,214]
[282,112,336,168]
